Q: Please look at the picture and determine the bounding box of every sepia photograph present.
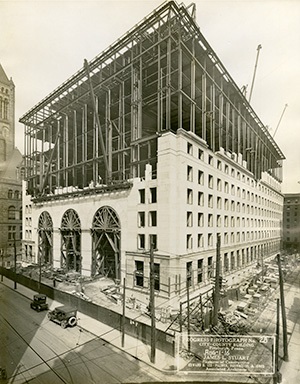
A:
[0,1,300,383]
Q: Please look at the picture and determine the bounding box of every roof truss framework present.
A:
[21,1,284,199]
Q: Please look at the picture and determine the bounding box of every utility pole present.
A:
[273,298,280,384]
[149,237,156,364]
[277,253,288,361]
[212,234,221,326]
[121,277,126,348]
[187,278,191,351]
[39,232,42,292]
[13,233,17,289]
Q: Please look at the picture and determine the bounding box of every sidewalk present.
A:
[0,277,176,374]
[280,323,300,384]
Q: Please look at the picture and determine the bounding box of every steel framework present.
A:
[60,209,81,272]
[21,0,284,200]
[37,211,53,265]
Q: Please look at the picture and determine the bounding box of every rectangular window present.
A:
[187,165,193,181]
[198,192,204,206]
[187,142,193,155]
[186,234,192,249]
[198,170,204,185]
[217,197,222,209]
[138,212,145,227]
[198,149,204,160]
[224,253,229,272]
[138,234,145,249]
[187,189,193,204]
[150,187,157,203]
[207,256,213,279]
[198,212,204,226]
[187,261,193,287]
[225,181,229,193]
[208,174,213,189]
[135,261,144,287]
[208,233,213,246]
[150,234,157,250]
[217,178,222,191]
[149,211,157,227]
[208,214,213,227]
[208,194,213,208]
[197,259,203,283]
[198,233,203,247]
[139,189,145,204]
[187,211,193,227]
[8,226,16,241]
[231,252,235,270]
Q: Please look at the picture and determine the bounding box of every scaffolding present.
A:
[20,0,284,201]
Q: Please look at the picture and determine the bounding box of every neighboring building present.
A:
[283,193,300,253]
[0,63,23,265]
[20,1,284,307]
[22,180,35,264]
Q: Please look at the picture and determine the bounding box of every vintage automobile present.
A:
[30,294,49,312]
[47,306,78,328]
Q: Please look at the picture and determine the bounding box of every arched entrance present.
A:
[37,211,53,265]
[60,209,81,272]
[91,206,121,280]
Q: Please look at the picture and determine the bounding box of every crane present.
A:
[249,44,262,104]
[273,104,288,138]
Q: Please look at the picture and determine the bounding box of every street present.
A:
[0,284,164,384]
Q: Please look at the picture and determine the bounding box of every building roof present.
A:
[0,63,11,85]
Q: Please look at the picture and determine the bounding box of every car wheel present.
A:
[37,305,41,312]
[61,320,67,329]
[47,312,51,319]
[68,317,77,327]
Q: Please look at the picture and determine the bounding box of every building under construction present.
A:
[20,1,285,307]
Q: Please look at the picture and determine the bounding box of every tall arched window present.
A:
[8,189,13,198]
[4,99,8,120]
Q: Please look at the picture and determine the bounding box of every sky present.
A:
[1,0,300,193]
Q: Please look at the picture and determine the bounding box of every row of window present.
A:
[138,234,157,249]
[134,260,160,291]
[187,189,282,218]
[139,187,157,204]
[8,206,22,220]
[187,165,282,208]
[187,231,279,249]
[7,190,21,199]
[186,143,281,199]
[187,212,280,229]
[138,211,157,227]
[187,243,279,287]
[8,225,22,241]
[25,205,32,214]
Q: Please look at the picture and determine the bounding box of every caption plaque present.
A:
[176,334,275,375]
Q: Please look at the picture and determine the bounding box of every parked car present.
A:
[47,306,78,328]
[30,294,49,312]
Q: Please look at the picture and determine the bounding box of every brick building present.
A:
[0,63,22,265]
